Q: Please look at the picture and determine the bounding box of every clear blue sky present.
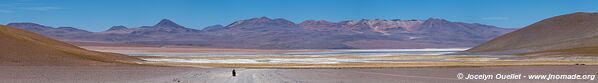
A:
[0,0,597,32]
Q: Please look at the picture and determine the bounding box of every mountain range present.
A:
[6,17,513,49]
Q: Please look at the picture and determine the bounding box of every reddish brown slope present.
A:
[0,25,140,66]
[466,12,598,55]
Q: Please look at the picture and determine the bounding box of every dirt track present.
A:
[3,66,596,83]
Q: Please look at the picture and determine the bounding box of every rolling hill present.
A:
[466,12,598,55]
[0,25,140,66]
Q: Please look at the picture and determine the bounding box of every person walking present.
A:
[232,69,236,77]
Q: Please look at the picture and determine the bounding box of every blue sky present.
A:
[0,0,597,32]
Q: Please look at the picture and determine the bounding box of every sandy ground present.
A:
[1,66,597,83]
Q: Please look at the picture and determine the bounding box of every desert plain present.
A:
[4,44,594,83]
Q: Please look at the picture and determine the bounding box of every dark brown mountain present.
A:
[6,17,513,49]
[466,12,598,55]
[0,25,139,66]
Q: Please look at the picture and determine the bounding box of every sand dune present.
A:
[0,25,140,66]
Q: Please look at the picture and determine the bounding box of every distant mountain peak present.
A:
[7,22,45,27]
[202,24,225,31]
[300,20,331,24]
[6,22,53,31]
[207,24,224,27]
[106,25,128,31]
[153,19,185,28]
[247,17,273,22]
[56,27,76,29]
[157,19,175,24]
[257,16,271,20]
[6,22,90,34]
[299,20,337,29]
[424,18,449,23]
[226,17,297,29]
[337,19,424,28]
[103,19,198,34]
[420,18,452,28]
[56,27,90,33]
[299,20,333,25]
[233,17,272,23]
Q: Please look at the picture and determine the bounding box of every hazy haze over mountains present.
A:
[7,17,512,49]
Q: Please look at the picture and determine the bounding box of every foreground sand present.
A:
[1,66,597,83]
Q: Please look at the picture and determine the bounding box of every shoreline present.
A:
[139,60,598,69]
